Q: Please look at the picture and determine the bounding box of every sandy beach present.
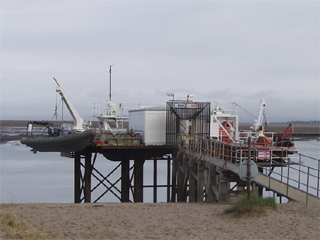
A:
[0,201,319,240]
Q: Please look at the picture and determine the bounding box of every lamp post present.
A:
[167,93,174,101]
[187,94,193,102]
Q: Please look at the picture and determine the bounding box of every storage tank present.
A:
[129,106,166,145]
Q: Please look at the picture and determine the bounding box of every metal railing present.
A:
[183,136,320,201]
[265,151,320,198]
[95,131,143,147]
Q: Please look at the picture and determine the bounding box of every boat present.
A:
[21,121,96,152]
[20,78,96,153]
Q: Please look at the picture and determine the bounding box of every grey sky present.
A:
[1,0,319,123]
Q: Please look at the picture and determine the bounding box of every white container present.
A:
[129,106,166,145]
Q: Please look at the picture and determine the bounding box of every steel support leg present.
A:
[189,157,197,202]
[167,156,171,202]
[121,159,130,202]
[153,157,157,203]
[74,153,81,203]
[171,156,177,202]
[134,158,144,202]
[84,152,92,203]
[197,162,205,202]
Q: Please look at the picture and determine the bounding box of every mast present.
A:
[109,64,114,101]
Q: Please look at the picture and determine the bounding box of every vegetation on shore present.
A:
[0,213,52,239]
[224,195,277,216]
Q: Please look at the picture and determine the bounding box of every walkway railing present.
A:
[266,151,320,198]
[183,136,320,204]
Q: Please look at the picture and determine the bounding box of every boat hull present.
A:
[20,129,96,152]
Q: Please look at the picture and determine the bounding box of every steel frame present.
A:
[74,151,174,203]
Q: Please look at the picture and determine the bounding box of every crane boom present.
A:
[53,78,89,131]
[256,99,266,130]
[251,99,266,134]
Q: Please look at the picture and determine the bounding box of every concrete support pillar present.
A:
[206,163,216,203]
[252,183,263,197]
[255,167,264,197]
[218,170,230,204]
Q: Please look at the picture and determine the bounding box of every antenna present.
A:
[109,64,114,101]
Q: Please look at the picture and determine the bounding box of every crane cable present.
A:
[235,103,256,119]
[236,102,268,127]
[50,91,64,122]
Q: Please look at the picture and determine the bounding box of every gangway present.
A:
[183,136,320,207]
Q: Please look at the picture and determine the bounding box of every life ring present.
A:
[222,121,232,130]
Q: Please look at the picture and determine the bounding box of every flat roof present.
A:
[128,106,166,113]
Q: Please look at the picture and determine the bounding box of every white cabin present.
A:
[129,106,166,145]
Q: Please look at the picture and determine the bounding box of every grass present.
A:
[0,213,52,239]
[224,195,277,216]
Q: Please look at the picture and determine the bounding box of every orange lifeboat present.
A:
[219,121,233,142]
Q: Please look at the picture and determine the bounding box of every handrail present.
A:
[95,131,143,147]
[182,135,320,203]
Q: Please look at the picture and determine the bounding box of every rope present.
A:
[49,93,65,122]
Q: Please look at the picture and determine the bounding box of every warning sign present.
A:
[258,150,271,160]
[187,104,197,108]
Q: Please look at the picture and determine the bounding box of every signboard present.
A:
[182,136,193,140]
[187,104,198,108]
[175,104,185,108]
[258,150,271,160]
[238,160,258,181]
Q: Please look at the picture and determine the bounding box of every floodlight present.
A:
[187,94,194,102]
[167,93,174,101]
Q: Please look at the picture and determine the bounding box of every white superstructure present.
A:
[210,101,239,142]
[92,101,128,131]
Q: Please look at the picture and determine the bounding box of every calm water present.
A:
[0,140,170,203]
[0,139,319,203]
